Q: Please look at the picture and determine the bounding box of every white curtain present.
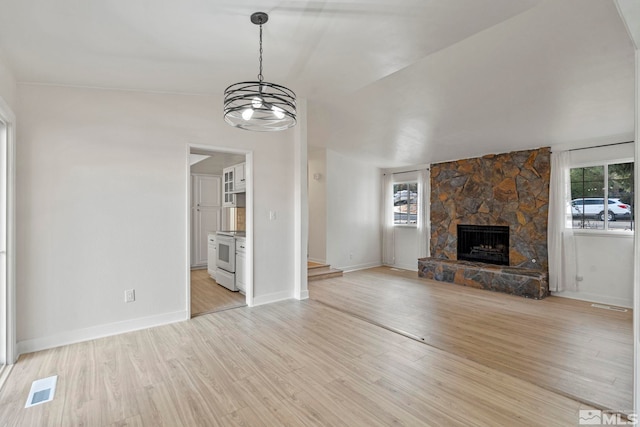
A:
[547,151,577,292]
[417,168,430,259]
[381,173,395,265]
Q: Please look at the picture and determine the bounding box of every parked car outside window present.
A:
[571,198,632,221]
[393,189,417,205]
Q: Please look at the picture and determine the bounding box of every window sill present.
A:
[571,229,634,238]
[394,224,417,229]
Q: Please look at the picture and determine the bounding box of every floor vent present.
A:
[591,303,628,313]
[25,375,57,408]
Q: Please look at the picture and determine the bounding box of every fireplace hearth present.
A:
[457,224,509,266]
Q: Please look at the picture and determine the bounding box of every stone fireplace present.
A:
[457,224,509,266]
[419,147,551,299]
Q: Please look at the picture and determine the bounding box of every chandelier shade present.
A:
[224,81,296,131]
[223,12,297,132]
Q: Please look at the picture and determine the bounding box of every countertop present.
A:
[216,230,246,238]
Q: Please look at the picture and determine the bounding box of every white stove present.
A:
[214,231,242,291]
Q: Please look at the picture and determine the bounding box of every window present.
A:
[570,161,634,231]
[393,182,417,225]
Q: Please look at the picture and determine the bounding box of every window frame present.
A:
[392,181,418,227]
[569,158,634,235]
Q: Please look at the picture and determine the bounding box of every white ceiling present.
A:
[0,0,635,167]
[190,150,245,174]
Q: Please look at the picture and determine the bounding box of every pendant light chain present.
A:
[258,20,264,83]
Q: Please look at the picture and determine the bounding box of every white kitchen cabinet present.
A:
[195,174,221,207]
[193,208,220,267]
[222,166,236,207]
[207,233,217,279]
[223,162,246,206]
[191,174,221,268]
[234,162,246,192]
[235,237,246,293]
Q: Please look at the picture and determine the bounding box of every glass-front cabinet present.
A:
[223,166,235,206]
[223,162,246,207]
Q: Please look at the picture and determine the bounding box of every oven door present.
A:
[216,235,236,272]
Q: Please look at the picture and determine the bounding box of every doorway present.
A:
[188,146,251,317]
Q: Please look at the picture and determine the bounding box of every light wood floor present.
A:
[191,268,245,317]
[0,299,594,426]
[309,266,634,412]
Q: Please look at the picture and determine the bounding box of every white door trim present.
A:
[0,96,16,366]
[293,99,308,300]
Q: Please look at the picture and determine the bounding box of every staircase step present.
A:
[308,262,330,271]
[308,267,343,281]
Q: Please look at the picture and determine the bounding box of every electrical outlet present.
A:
[576,276,584,282]
[124,289,135,303]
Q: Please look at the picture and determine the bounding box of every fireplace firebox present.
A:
[457,224,509,266]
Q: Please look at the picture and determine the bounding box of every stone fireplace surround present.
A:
[419,147,551,299]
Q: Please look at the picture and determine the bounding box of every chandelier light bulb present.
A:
[242,108,254,121]
[272,105,285,119]
[252,97,263,109]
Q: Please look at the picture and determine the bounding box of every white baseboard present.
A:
[340,261,382,273]
[17,310,188,355]
[252,291,293,307]
[297,290,309,300]
[553,291,632,309]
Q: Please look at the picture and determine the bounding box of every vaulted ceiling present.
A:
[0,0,635,167]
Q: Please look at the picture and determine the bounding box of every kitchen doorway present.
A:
[187,146,252,317]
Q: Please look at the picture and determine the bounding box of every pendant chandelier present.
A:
[223,12,297,132]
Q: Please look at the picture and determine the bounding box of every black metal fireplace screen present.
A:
[457,224,509,266]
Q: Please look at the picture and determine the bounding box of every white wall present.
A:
[16,84,297,352]
[556,234,634,307]
[326,150,381,271]
[393,227,419,271]
[0,49,16,109]
[551,142,635,307]
[308,148,326,263]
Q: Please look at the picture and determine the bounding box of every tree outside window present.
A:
[393,182,418,225]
